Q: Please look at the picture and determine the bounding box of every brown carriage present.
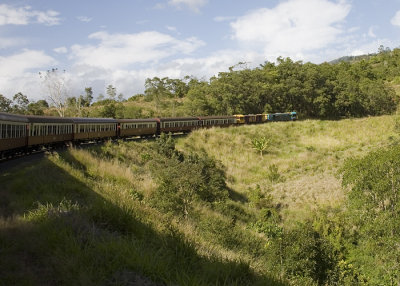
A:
[0,112,29,155]
[71,117,117,141]
[118,118,158,138]
[158,117,200,134]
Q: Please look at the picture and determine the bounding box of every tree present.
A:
[27,100,49,115]
[12,92,29,114]
[0,94,12,112]
[117,93,125,102]
[82,87,93,107]
[251,136,271,157]
[39,68,68,117]
[100,102,117,118]
[341,146,400,284]
[145,77,172,114]
[106,84,116,100]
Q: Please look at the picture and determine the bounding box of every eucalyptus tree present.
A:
[39,68,68,117]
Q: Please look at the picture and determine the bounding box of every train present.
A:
[0,112,297,158]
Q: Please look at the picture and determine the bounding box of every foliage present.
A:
[150,134,229,217]
[267,164,284,182]
[251,136,271,157]
[340,146,400,285]
[27,99,49,115]
[12,92,29,114]
[0,94,12,112]
[265,221,338,285]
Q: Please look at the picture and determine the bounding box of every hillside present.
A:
[1,115,399,285]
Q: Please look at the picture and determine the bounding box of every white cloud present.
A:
[0,4,60,26]
[77,16,92,23]
[166,25,179,33]
[391,10,400,26]
[168,0,208,12]
[69,31,205,70]
[230,0,351,57]
[68,49,264,99]
[0,37,26,49]
[33,9,60,26]
[0,50,57,99]
[214,16,235,22]
[54,46,68,54]
[0,49,56,77]
[368,26,377,38]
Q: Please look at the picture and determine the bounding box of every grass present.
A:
[0,142,280,285]
[176,115,398,221]
[0,114,398,285]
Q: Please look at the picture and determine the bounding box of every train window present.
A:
[2,124,7,138]
[6,124,11,138]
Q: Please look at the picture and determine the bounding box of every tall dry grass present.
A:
[177,115,397,220]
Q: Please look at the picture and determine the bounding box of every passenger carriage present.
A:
[0,112,29,155]
[199,116,236,128]
[26,115,73,147]
[117,118,158,138]
[159,117,200,134]
[71,117,117,141]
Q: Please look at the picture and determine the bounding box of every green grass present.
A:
[0,114,398,285]
[0,143,280,285]
[176,115,398,221]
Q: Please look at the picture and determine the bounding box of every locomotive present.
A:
[0,112,297,158]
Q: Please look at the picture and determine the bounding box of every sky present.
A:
[1,0,400,101]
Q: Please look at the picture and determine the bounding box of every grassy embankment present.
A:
[178,115,397,221]
[0,115,397,285]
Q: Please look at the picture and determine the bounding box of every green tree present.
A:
[27,100,49,115]
[145,77,171,114]
[100,102,117,118]
[341,146,400,284]
[106,84,116,100]
[83,87,93,106]
[150,134,228,218]
[251,136,271,157]
[12,92,29,114]
[0,94,12,112]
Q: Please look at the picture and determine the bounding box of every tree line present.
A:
[1,47,400,118]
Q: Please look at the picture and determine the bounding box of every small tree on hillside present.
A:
[252,136,271,157]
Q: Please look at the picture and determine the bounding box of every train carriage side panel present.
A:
[118,118,158,137]
[26,116,74,146]
[199,116,236,128]
[159,117,200,134]
[266,112,297,121]
[71,118,117,141]
[0,112,29,153]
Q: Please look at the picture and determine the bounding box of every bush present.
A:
[340,146,400,285]
[265,222,337,285]
[150,135,229,217]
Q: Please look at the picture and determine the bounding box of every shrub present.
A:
[265,222,337,285]
[150,135,229,218]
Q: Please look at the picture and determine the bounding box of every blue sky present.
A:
[1,0,400,101]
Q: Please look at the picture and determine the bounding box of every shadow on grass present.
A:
[0,153,286,286]
[228,186,249,203]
